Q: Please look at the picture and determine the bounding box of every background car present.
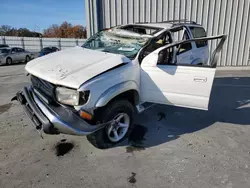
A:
[39,47,59,57]
[0,47,33,65]
[0,44,9,48]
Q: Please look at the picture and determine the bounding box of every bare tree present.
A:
[43,22,87,38]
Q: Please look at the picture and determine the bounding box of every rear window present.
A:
[189,27,207,48]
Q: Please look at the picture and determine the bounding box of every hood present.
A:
[25,46,130,88]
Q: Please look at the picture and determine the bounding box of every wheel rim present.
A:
[26,56,30,62]
[106,113,130,142]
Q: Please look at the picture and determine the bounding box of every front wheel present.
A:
[87,100,135,149]
[25,55,31,63]
[6,57,12,65]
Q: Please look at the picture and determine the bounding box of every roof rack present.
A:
[161,19,197,24]
[135,19,197,25]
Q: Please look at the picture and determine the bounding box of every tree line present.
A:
[0,22,87,38]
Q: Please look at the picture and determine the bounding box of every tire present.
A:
[25,55,31,63]
[6,57,12,65]
[87,100,135,149]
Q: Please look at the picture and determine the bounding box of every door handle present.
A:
[194,77,207,82]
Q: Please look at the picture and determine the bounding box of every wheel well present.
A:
[6,57,12,62]
[109,90,139,105]
[93,90,139,122]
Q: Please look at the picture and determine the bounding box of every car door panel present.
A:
[10,48,18,63]
[17,48,26,62]
[140,65,215,110]
[20,49,26,61]
[15,48,22,62]
[140,35,227,110]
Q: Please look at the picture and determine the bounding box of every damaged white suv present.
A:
[13,21,226,149]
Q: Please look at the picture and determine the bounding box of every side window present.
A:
[156,35,226,67]
[157,42,192,66]
[177,42,192,55]
[17,48,24,52]
[11,48,17,53]
[189,27,207,48]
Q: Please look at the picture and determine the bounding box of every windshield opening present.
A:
[82,28,152,59]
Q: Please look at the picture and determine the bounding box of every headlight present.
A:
[55,87,79,106]
[55,87,90,106]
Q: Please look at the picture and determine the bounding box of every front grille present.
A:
[31,75,55,101]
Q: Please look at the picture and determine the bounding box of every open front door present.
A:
[140,35,227,110]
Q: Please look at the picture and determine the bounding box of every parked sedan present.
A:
[0,47,33,65]
[0,44,9,48]
[39,47,59,57]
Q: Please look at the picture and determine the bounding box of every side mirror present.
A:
[11,51,15,54]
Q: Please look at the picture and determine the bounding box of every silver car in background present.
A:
[0,47,33,65]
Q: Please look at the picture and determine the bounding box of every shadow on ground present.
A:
[117,76,250,149]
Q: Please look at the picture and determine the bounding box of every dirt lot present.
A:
[0,64,250,188]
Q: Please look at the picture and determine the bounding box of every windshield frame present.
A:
[82,28,152,59]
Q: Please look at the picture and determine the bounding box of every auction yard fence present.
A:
[0,36,86,52]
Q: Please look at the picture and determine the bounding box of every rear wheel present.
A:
[6,57,12,65]
[87,100,135,149]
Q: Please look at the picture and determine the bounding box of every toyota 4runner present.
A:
[13,20,227,149]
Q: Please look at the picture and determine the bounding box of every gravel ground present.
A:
[0,64,249,188]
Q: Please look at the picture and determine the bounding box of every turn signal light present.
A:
[80,110,93,120]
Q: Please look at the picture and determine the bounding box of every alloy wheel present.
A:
[106,113,130,142]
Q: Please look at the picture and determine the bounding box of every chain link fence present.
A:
[0,36,86,52]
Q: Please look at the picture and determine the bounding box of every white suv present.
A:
[13,21,226,149]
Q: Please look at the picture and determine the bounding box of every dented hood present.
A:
[25,46,130,88]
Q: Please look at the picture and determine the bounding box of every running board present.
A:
[136,102,156,113]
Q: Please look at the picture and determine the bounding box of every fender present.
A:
[95,81,140,107]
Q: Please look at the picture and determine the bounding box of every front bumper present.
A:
[14,86,106,136]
